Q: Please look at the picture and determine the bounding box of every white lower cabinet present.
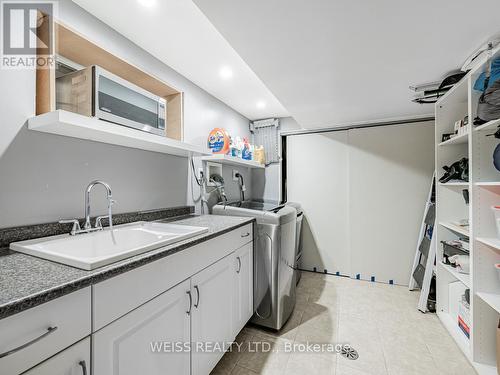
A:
[93,279,191,375]
[23,337,90,375]
[0,287,91,375]
[11,227,254,375]
[191,255,234,375]
[92,253,245,375]
[232,243,254,339]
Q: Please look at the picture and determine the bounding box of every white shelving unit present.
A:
[28,110,210,157]
[200,154,265,169]
[435,45,500,375]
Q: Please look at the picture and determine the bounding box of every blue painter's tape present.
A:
[389,280,394,285]
[356,274,360,280]
[336,271,340,276]
[371,276,375,282]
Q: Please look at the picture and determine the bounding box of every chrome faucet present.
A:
[84,180,114,230]
[60,180,115,236]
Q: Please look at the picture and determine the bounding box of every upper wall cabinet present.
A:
[33,21,208,156]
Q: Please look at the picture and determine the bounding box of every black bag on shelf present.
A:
[439,158,469,183]
[475,80,500,124]
[474,44,500,125]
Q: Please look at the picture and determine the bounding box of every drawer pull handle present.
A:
[236,256,242,274]
[194,285,200,308]
[79,360,88,375]
[186,291,192,315]
[241,232,250,238]
[0,326,58,358]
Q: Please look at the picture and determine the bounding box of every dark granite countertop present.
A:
[0,214,254,320]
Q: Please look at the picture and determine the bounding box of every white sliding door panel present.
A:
[287,132,351,275]
[286,121,434,285]
[348,122,435,285]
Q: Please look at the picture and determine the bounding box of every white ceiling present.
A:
[73,0,288,120]
[193,0,500,128]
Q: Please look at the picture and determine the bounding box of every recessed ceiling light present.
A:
[219,66,233,80]
[137,0,156,7]
[256,100,267,109]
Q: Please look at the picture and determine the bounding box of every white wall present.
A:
[287,121,435,285]
[288,131,351,275]
[0,0,250,228]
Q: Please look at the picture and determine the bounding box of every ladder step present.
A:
[424,203,435,225]
[419,236,432,258]
[413,264,426,288]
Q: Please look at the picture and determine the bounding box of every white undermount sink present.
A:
[10,221,209,270]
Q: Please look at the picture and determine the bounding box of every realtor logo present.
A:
[1,1,56,68]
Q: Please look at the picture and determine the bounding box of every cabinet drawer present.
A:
[93,223,253,331]
[0,287,91,375]
[23,337,90,375]
[232,223,253,249]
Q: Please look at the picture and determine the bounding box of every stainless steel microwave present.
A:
[56,65,166,136]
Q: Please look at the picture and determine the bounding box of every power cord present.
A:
[235,172,245,202]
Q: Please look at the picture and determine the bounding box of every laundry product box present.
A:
[448,281,466,317]
[458,296,471,339]
[448,281,470,339]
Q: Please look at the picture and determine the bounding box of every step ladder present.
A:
[409,172,436,312]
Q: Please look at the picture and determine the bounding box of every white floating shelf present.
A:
[476,237,500,251]
[473,118,500,132]
[200,154,265,169]
[439,221,470,237]
[440,262,471,287]
[477,292,500,314]
[438,132,469,146]
[28,110,210,157]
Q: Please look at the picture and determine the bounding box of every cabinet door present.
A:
[23,337,90,375]
[232,242,254,338]
[93,279,191,375]
[191,256,234,375]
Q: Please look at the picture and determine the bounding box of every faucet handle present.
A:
[59,219,81,235]
[95,216,108,229]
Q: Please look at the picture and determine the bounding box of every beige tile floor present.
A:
[211,271,477,375]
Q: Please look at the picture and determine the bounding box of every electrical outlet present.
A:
[232,169,239,181]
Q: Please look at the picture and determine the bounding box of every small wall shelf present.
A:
[28,110,209,157]
[200,154,265,169]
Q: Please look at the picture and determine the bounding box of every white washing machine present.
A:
[213,201,297,330]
